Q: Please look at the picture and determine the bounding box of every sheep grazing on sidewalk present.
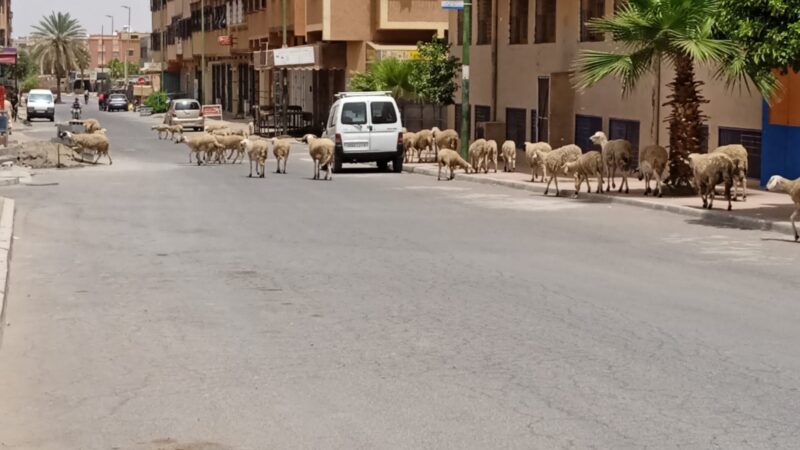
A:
[64,131,112,165]
[525,142,552,182]
[635,145,669,197]
[240,138,269,178]
[484,140,499,173]
[176,134,223,165]
[591,131,632,194]
[302,134,335,180]
[688,152,736,211]
[712,144,749,201]
[402,131,417,163]
[414,129,435,162]
[469,139,487,173]
[562,151,605,197]
[271,137,292,173]
[766,175,800,242]
[83,118,103,134]
[432,127,460,154]
[542,144,582,196]
[437,148,473,180]
[501,140,517,172]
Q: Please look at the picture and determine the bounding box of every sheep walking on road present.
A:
[636,145,669,197]
[712,144,749,201]
[591,131,632,194]
[525,142,552,182]
[241,138,269,178]
[438,148,473,180]
[213,135,247,164]
[302,134,335,180]
[272,137,292,173]
[542,144,582,196]
[688,153,736,211]
[501,140,517,172]
[64,131,112,165]
[766,175,800,241]
[562,151,605,197]
[176,134,223,165]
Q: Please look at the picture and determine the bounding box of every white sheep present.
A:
[635,145,669,197]
[213,134,246,164]
[432,127,460,154]
[204,122,229,133]
[591,131,632,194]
[688,152,736,211]
[240,138,269,178]
[211,128,233,137]
[271,137,292,173]
[483,139,499,173]
[414,130,435,163]
[302,134,335,181]
[176,134,223,165]
[501,140,517,172]
[766,175,800,241]
[248,121,255,136]
[542,144,582,196]
[151,124,171,140]
[84,118,103,134]
[64,131,112,165]
[468,139,487,173]
[437,148,473,180]
[712,144,748,201]
[402,131,417,163]
[525,141,552,182]
[562,150,605,197]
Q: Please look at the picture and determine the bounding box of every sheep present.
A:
[175,133,223,165]
[542,144,582,196]
[483,139,499,173]
[402,131,417,163]
[240,138,269,178]
[64,131,112,165]
[525,142,552,182]
[562,151,605,197]
[468,139,487,173]
[432,127,460,154]
[83,118,102,134]
[437,148,473,180]
[211,128,233,137]
[271,137,292,173]
[635,145,669,197]
[212,134,246,164]
[414,129,435,162]
[204,122,229,133]
[688,152,736,211]
[501,140,517,172]
[302,134,335,180]
[712,144,748,201]
[765,175,800,241]
[590,131,633,194]
[248,121,255,137]
[151,124,172,140]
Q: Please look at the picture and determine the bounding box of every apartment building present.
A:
[87,32,143,72]
[450,0,764,175]
[151,0,447,127]
[0,0,11,47]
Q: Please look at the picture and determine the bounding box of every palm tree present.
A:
[350,58,418,101]
[572,0,778,188]
[30,12,87,103]
[75,44,90,87]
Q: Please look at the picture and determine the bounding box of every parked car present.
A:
[26,89,55,122]
[324,91,404,173]
[165,99,204,131]
[106,94,129,112]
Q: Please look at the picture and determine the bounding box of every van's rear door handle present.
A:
[367,125,373,131]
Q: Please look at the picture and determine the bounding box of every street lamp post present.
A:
[460,2,471,159]
[122,5,131,85]
[201,0,206,105]
[106,14,115,79]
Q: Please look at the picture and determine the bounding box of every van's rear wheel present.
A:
[377,160,389,171]
[393,155,403,173]
[333,150,343,173]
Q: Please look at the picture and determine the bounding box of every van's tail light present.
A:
[335,133,342,145]
[397,132,403,146]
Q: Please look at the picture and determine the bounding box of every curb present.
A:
[0,198,15,346]
[403,165,796,236]
[0,178,20,187]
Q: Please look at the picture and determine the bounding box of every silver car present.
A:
[165,99,204,131]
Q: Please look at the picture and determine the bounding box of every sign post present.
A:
[460,2,471,159]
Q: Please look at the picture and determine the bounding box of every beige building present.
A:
[0,0,11,47]
[87,32,142,72]
[450,0,763,172]
[151,0,447,129]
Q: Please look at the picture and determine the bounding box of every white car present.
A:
[26,89,55,122]
[324,91,404,172]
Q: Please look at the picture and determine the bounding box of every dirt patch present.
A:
[0,139,88,169]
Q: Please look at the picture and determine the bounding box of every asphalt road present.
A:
[0,96,799,449]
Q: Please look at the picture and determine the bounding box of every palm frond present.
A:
[572,48,655,95]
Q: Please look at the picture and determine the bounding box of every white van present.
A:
[26,89,56,122]
[324,91,404,172]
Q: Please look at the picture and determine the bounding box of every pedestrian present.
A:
[98,92,105,110]
[9,89,18,122]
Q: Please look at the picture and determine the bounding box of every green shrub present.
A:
[21,74,40,93]
[144,91,169,113]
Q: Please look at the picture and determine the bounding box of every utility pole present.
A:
[201,0,206,104]
[281,0,288,136]
[460,2,471,159]
[122,5,131,86]
[106,14,115,81]
[101,25,105,75]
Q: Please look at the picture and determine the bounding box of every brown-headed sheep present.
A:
[525,142,552,182]
[591,131,632,194]
[636,145,669,197]
[438,148,473,180]
[542,144,582,196]
[562,150,605,197]
[712,144,748,201]
[688,152,736,211]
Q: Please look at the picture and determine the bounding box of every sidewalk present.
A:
[403,162,798,237]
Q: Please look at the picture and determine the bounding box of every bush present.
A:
[21,74,40,93]
[144,91,169,113]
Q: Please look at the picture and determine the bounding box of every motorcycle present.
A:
[71,107,82,120]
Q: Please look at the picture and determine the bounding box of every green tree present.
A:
[572,0,777,187]
[144,91,169,113]
[410,37,461,105]
[107,58,139,80]
[30,12,87,103]
[9,50,40,80]
[716,0,800,89]
[75,45,90,86]
[349,58,418,101]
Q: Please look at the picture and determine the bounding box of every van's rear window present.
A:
[371,102,397,124]
[341,102,367,125]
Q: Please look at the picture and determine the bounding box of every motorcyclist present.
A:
[84,91,89,105]
[72,97,82,119]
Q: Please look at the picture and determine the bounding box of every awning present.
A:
[0,48,17,65]
[366,42,418,62]
[254,42,347,71]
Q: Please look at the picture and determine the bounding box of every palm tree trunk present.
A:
[664,54,708,187]
[55,76,62,103]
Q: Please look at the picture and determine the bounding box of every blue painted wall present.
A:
[760,101,800,186]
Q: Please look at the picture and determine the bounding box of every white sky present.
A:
[13,0,152,38]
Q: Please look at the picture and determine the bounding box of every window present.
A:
[475,105,491,138]
[341,102,368,125]
[719,127,762,177]
[537,77,549,142]
[580,0,605,42]
[535,0,556,43]
[371,102,398,124]
[609,118,640,165]
[457,10,465,45]
[175,101,200,110]
[506,108,527,149]
[574,114,603,151]
[476,0,492,45]
[529,109,538,143]
[509,0,529,44]
[128,49,135,57]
